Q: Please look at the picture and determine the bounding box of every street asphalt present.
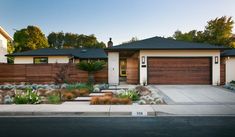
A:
[0,117,235,137]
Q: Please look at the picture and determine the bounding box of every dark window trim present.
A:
[33,57,48,64]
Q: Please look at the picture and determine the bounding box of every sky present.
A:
[0,0,235,45]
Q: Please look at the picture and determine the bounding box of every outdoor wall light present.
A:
[142,56,145,64]
[215,56,219,64]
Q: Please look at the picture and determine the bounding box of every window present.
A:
[33,57,48,64]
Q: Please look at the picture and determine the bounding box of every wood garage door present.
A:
[147,57,212,84]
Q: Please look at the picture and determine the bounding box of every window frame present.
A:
[33,57,48,64]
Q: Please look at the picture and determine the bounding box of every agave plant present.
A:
[76,60,106,84]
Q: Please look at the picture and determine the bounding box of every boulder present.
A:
[38,89,49,96]
[0,90,3,95]
[0,94,3,104]
[60,83,68,89]
[138,100,146,105]
[6,90,15,97]
[93,87,100,92]
[135,86,151,96]
[4,95,13,104]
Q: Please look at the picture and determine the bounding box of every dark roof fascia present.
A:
[5,54,73,57]
[105,48,139,52]
[78,57,108,59]
[221,54,235,57]
[106,48,229,51]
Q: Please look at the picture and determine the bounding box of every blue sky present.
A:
[1,0,235,45]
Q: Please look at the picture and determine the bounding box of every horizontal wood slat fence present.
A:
[0,64,108,84]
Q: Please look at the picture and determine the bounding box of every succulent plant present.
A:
[4,95,13,104]
[93,87,100,92]
[138,100,146,105]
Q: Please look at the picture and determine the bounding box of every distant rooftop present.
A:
[6,48,107,59]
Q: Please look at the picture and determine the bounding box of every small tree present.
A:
[76,61,106,84]
[54,64,70,84]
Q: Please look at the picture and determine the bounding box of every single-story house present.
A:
[6,36,234,86]
[6,48,107,64]
[0,26,13,63]
[221,49,235,83]
[106,36,229,86]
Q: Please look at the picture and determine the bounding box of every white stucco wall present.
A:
[225,57,235,83]
[139,50,221,85]
[48,56,70,63]
[14,56,70,64]
[0,34,8,63]
[108,52,119,85]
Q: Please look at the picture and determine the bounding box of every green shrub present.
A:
[66,83,94,92]
[47,94,61,104]
[66,83,87,90]
[230,80,235,84]
[117,89,140,101]
[76,61,106,84]
[14,88,41,104]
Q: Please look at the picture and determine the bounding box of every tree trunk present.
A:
[88,72,95,84]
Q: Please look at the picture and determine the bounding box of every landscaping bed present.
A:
[223,80,235,92]
[0,83,164,105]
[90,86,164,105]
[0,83,94,104]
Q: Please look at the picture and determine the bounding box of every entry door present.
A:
[119,59,127,77]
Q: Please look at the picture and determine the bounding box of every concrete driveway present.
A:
[153,85,235,105]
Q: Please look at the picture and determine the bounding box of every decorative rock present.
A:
[138,100,146,105]
[135,86,151,96]
[6,90,15,97]
[45,89,54,96]
[138,93,164,105]
[60,83,68,89]
[4,95,13,104]
[93,87,100,92]
[0,94,3,104]
[94,84,109,90]
[154,98,163,104]
[40,96,48,103]
[17,85,26,90]
[38,89,49,96]
[150,101,156,105]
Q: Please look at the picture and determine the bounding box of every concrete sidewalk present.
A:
[0,104,235,117]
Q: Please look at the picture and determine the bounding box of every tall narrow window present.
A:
[33,57,48,64]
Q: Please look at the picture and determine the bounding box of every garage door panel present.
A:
[147,57,212,85]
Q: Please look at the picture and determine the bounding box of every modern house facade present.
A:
[0,26,12,63]
[106,37,228,86]
[6,36,234,86]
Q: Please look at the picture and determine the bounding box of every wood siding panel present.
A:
[147,57,212,85]
[220,64,226,85]
[126,58,139,84]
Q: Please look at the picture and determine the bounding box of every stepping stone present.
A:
[101,90,115,92]
[89,93,105,97]
[74,97,91,101]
